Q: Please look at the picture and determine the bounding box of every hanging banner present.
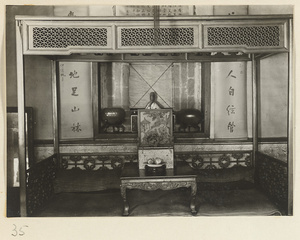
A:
[59,62,93,139]
[213,62,247,139]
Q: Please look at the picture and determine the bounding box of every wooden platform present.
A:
[31,187,281,217]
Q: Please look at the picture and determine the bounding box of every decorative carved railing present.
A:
[26,154,57,216]
[256,152,288,214]
[59,153,138,171]
[59,152,250,171]
[175,151,252,169]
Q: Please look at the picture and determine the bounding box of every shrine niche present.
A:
[8,5,293,217]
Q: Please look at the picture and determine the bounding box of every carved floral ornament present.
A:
[218,155,231,168]
[191,156,204,169]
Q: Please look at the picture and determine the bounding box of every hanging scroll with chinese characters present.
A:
[59,62,93,139]
[116,5,194,16]
[213,62,247,139]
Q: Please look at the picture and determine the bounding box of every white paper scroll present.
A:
[213,62,247,139]
[59,62,93,139]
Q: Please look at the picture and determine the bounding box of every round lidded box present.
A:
[145,164,166,176]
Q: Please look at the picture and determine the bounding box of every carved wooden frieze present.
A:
[19,17,290,54]
[122,180,196,191]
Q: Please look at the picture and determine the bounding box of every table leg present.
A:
[190,182,197,216]
[120,185,129,216]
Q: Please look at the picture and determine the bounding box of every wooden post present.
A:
[52,60,59,161]
[252,54,258,168]
[92,62,99,138]
[288,18,294,216]
[16,19,27,217]
[209,62,215,139]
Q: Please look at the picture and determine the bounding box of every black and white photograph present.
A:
[0,2,298,239]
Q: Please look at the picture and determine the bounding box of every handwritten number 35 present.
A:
[12,224,28,237]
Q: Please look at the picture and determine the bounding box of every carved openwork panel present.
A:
[118,26,198,48]
[25,22,113,52]
[32,27,108,48]
[203,23,286,50]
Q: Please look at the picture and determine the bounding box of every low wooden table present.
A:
[120,162,197,216]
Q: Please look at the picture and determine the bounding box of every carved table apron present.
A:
[120,172,197,216]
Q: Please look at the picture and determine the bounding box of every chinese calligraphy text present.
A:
[71,87,79,96]
[69,70,79,78]
[227,122,236,133]
[71,122,82,132]
[229,86,235,96]
[226,105,236,115]
[71,106,80,112]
